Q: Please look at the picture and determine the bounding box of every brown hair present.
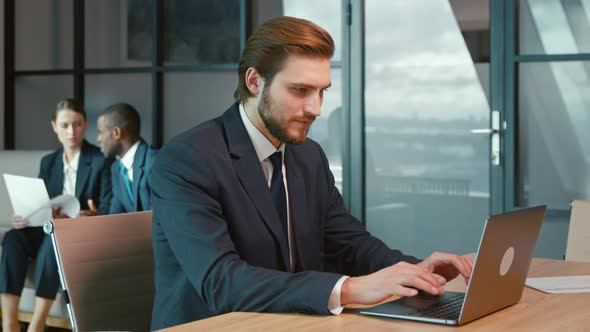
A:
[234,16,334,103]
[53,98,86,121]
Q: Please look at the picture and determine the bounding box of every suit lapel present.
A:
[75,142,92,199]
[284,148,310,272]
[131,141,147,211]
[224,104,291,271]
[47,149,64,198]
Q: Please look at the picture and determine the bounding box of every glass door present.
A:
[362,0,494,258]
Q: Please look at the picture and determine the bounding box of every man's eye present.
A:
[292,87,306,94]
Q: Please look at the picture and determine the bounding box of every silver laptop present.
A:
[360,205,546,326]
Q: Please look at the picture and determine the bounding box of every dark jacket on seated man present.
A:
[109,139,158,214]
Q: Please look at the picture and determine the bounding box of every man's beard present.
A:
[105,142,122,159]
[257,87,312,145]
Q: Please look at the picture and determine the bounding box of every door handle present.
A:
[470,128,499,135]
[470,110,501,166]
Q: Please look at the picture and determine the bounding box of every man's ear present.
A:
[245,67,263,96]
[112,127,123,140]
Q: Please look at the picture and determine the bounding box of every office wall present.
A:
[15,0,73,71]
[5,1,288,148]
[6,2,231,147]
[163,72,236,142]
[251,0,283,26]
[161,0,281,142]
[11,0,72,149]
[85,0,151,69]
[14,76,69,149]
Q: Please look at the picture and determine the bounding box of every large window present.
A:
[510,0,590,258]
[282,0,344,191]
[364,0,491,257]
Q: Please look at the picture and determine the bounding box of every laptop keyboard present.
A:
[406,293,464,319]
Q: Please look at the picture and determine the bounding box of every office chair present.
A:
[44,211,154,332]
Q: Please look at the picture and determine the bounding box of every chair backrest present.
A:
[44,211,154,332]
[565,200,590,262]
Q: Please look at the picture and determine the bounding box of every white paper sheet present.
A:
[48,194,80,218]
[3,173,80,227]
[4,174,51,227]
[526,275,590,293]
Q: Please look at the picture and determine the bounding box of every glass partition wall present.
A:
[364,0,491,258]
[15,0,587,260]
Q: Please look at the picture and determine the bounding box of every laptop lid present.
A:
[360,205,546,325]
[458,205,546,324]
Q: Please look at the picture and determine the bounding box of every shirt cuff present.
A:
[328,275,349,315]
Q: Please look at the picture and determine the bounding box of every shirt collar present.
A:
[62,150,81,173]
[119,140,140,170]
[239,103,285,162]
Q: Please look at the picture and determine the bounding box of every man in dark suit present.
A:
[151,16,473,330]
[97,103,158,214]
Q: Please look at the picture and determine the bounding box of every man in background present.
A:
[97,103,158,213]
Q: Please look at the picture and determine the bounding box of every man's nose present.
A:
[304,95,321,117]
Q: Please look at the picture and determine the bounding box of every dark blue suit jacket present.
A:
[151,104,419,330]
[109,139,158,214]
[39,140,113,215]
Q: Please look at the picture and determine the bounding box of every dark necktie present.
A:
[268,151,290,257]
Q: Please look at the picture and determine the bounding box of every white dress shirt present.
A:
[62,151,80,196]
[238,104,348,315]
[118,140,140,182]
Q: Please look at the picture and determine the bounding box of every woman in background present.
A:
[0,99,112,332]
